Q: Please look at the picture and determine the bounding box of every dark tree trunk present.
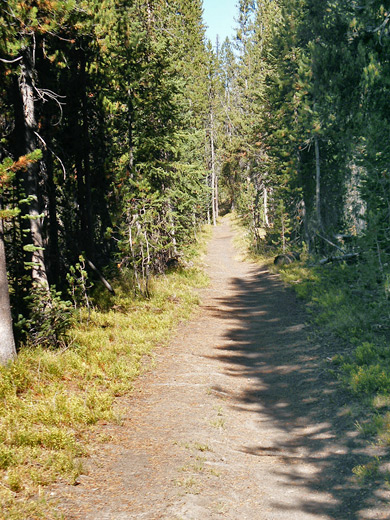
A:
[80,49,93,258]
[128,92,134,171]
[314,134,323,232]
[45,144,60,286]
[75,48,94,259]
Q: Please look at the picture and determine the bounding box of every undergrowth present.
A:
[0,227,211,520]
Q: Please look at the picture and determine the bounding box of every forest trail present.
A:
[53,218,390,520]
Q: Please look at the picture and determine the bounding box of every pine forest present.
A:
[2,0,390,517]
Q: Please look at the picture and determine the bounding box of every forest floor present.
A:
[50,217,390,519]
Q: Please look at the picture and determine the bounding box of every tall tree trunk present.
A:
[45,145,60,286]
[167,199,178,256]
[74,48,93,258]
[281,210,286,253]
[128,91,134,172]
[215,166,219,219]
[210,110,217,226]
[19,48,49,289]
[263,185,269,227]
[205,138,211,224]
[314,134,322,232]
[0,216,17,365]
[80,49,93,258]
[301,198,312,252]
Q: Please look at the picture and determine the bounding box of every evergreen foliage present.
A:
[214,0,390,265]
[0,0,210,349]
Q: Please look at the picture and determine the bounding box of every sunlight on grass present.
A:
[0,230,210,519]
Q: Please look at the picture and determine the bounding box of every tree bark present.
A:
[167,199,178,256]
[281,210,286,253]
[73,47,93,259]
[300,198,312,252]
[0,216,17,365]
[128,91,134,172]
[44,142,60,287]
[215,171,219,219]
[19,48,49,289]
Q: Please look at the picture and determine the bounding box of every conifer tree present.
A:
[1,0,77,288]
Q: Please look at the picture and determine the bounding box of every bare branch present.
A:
[86,259,115,295]
[316,232,345,253]
[45,30,75,43]
[34,86,66,102]
[33,86,66,124]
[368,13,390,34]
[0,56,22,63]
[34,131,67,180]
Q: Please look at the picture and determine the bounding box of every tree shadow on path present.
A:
[208,264,389,519]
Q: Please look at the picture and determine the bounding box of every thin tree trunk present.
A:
[281,211,286,253]
[80,49,93,258]
[215,168,219,219]
[45,144,60,286]
[74,48,93,258]
[167,199,178,256]
[210,111,217,226]
[0,216,17,365]
[19,48,49,289]
[128,91,134,172]
[314,134,322,231]
[263,185,269,227]
[205,138,211,225]
[301,198,312,252]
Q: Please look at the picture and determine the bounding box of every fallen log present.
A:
[318,252,359,265]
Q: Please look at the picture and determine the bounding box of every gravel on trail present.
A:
[52,218,390,520]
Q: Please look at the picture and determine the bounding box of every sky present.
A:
[202,0,238,46]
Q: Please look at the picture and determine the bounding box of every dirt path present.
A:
[53,219,390,519]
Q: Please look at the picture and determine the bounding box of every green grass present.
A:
[0,228,211,520]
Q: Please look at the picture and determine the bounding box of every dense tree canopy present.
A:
[214,0,390,262]
[0,0,213,360]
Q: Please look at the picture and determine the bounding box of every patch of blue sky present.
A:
[202,0,238,47]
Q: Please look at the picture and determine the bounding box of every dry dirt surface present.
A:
[52,218,390,520]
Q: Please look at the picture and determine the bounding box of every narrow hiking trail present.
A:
[52,219,390,520]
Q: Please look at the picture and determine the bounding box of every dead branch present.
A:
[316,232,344,253]
[86,259,115,295]
[0,56,22,63]
[34,131,67,179]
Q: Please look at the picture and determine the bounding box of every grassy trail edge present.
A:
[0,226,211,520]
